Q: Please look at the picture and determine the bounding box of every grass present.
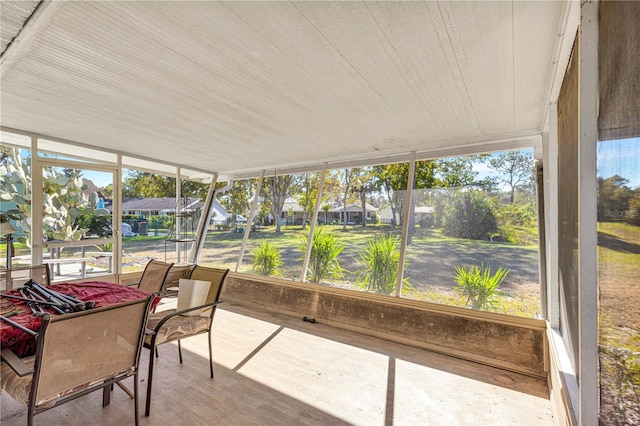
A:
[196,224,541,317]
[597,221,640,424]
[3,223,542,318]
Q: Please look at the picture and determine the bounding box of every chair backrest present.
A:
[138,260,173,294]
[188,266,229,305]
[0,265,51,292]
[163,264,194,289]
[30,295,153,409]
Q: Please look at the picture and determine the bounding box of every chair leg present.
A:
[27,404,35,426]
[178,340,183,364]
[102,385,111,407]
[208,329,214,379]
[145,344,156,417]
[133,373,140,426]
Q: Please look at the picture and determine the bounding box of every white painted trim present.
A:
[3,125,540,183]
[301,164,327,283]
[578,2,599,424]
[30,137,43,265]
[546,103,560,329]
[237,170,264,271]
[396,152,416,297]
[113,155,122,276]
[0,126,217,179]
[542,0,581,132]
[225,133,542,181]
[548,327,579,425]
[190,173,219,265]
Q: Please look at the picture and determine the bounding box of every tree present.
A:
[443,190,498,240]
[435,156,483,188]
[296,173,318,230]
[371,161,438,233]
[122,171,175,198]
[337,168,362,231]
[121,171,208,200]
[261,174,301,233]
[371,165,400,226]
[219,180,254,228]
[597,175,636,222]
[321,204,331,224]
[181,179,210,201]
[352,169,374,227]
[627,197,640,226]
[486,151,534,203]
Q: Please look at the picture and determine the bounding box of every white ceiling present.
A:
[1,1,574,179]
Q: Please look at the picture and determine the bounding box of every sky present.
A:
[82,170,114,188]
[597,137,640,189]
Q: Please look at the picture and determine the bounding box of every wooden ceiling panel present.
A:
[0,1,568,177]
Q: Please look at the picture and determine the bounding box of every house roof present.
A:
[0,1,577,180]
[331,203,378,213]
[282,201,378,213]
[112,197,204,212]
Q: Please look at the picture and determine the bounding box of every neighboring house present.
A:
[107,197,227,222]
[276,201,378,225]
[324,202,378,225]
[378,206,398,225]
[379,205,435,225]
[414,206,435,224]
[115,197,202,216]
[279,201,307,225]
[208,201,229,224]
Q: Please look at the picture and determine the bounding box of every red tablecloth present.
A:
[1,281,151,357]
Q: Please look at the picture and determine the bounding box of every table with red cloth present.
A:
[0,281,151,358]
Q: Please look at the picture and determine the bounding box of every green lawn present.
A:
[198,224,541,317]
[3,224,541,317]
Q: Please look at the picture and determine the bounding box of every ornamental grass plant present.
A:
[454,263,509,311]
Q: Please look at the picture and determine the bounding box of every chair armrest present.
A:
[0,348,33,377]
[152,301,224,332]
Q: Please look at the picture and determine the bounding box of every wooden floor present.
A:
[1,300,553,425]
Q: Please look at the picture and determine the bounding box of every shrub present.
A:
[298,229,346,283]
[355,234,410,295]
[251,241,282,276]
[419,214,435,229]
[443,191,498,240]
[493,201,538,244]
[76,214,113,237]
[627,198,640,226]
[454,263,509,311]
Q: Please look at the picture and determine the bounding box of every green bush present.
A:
[454,263,509,311]
[627,198,640,226]
[298,229,346,283]
[76,214,113,237]
[355,234,410,295]
[443,191,498,240]
[493,201,538,244]
[148,215,173,229]
[251,241,282,276]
